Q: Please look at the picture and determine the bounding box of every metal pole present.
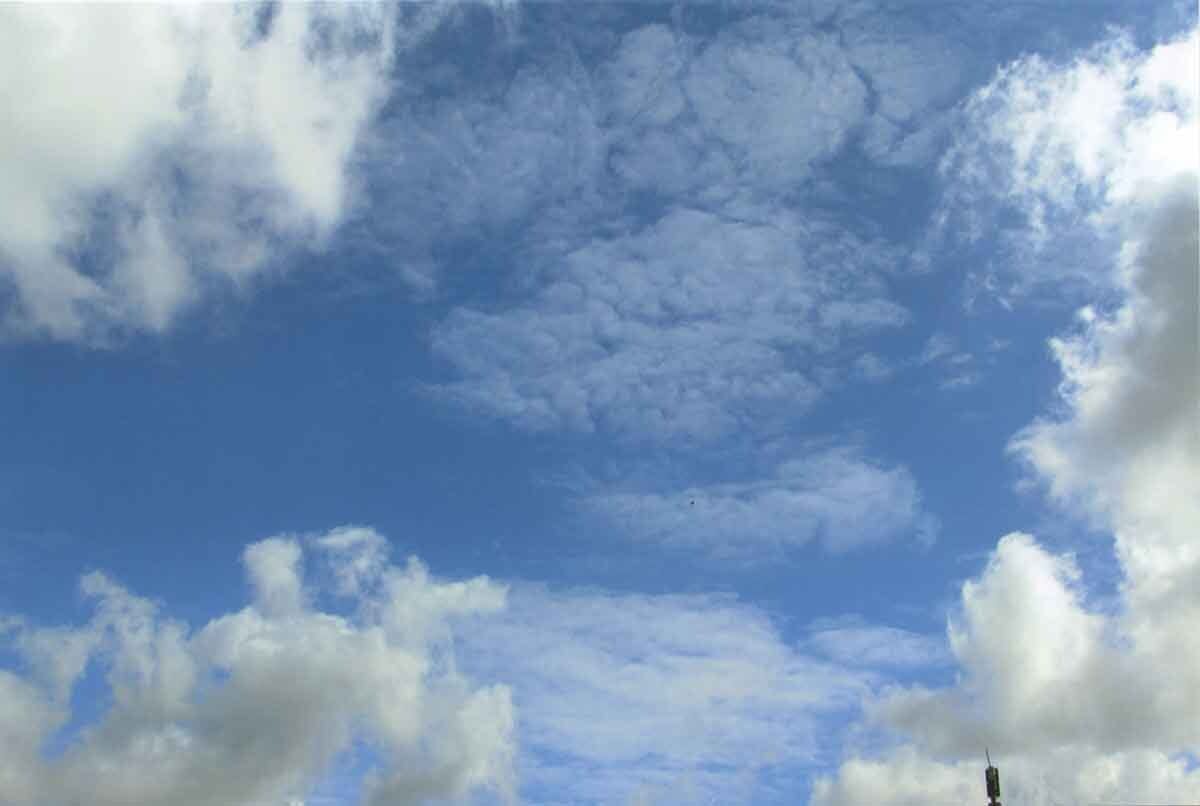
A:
[985,749,1002,806]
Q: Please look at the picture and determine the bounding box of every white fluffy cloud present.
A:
[587,448,936,557]
[0,527,515,806]
[817,25,1200,806]
[936,22,1198,292]
[815,536,1200,806]
[0,4,402,340]
[1,527,955,806]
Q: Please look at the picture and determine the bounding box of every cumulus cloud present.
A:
[815,744,1200,806]
[586,448,936,557]
[432,207,907,442]
[459,585,888,806]
[817,24,1200,806]
[0,4,405,341]
[1,526,957,806]
[0,527,515,806]
[1013,181,1199,600]
[815,536,1200,806]
[935,21,1198,293]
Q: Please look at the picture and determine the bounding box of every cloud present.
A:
[415,8,998,443]
[586,448,936,557]
[0,4,404,341]
[805,619,951,671]
[349,3,978,304]
[817,24,1200,806]
[1013,180,1199,572]
[416,13,937,562]
[917,332,955,364]
[602,5,974,192]
[1003,26,1199,664]
[914,332,979,389]
[432,207,907,442]
[814,537,1200,806]
[459,585,887,806]
[937,371,979,391]
[852,352,894,382]
[839,10,969,167]
[1,527,958,806]
[656,19,867,193]
[595,16,869,202]
[934,22,1198,295]
[353,40,606,294]
[815,744,1200,806]
[0,528,515,806]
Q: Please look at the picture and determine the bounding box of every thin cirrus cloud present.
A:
[585,447,937,557]
[457,584,935,805]
[804,618,952,671]
[815,25,1200,806]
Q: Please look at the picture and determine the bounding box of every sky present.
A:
[0,2,1196,805]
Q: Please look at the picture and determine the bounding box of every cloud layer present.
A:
[406,5,988,563]
[460,585,938,805]
[816,24,1200,806]
[586,447,935,557]
[420,6,963,442]
[433,208,906,443]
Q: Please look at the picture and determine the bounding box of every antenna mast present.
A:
[985,749,1002,806]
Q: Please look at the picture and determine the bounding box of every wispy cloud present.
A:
[460,584,880,805]
[805,617,951,670]
[585,447,937,558]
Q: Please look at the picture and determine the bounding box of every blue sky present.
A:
[0,3,1197,805]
